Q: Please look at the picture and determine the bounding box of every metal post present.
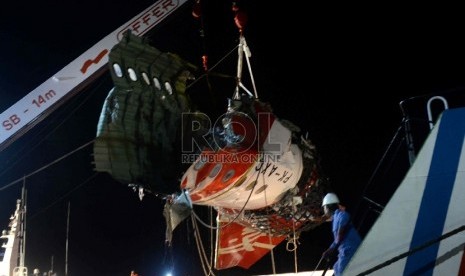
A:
[399,100,416,166]
[427,96,448,129]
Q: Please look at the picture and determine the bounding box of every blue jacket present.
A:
[330,209,362,275]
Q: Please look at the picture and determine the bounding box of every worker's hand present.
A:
[322,247,336,260]
[312,215,328,223]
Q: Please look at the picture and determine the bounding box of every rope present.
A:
[262,172,277,275]
[191,215,216,276]
[231,35,259,100]
[0,139,95,191]
[291,198,299,273]
[186,45,239,90]
[28,172,99,220]
[352,120,405,223]
[209,206,214,271]
[241,36,259,99]
[232,35,245,100]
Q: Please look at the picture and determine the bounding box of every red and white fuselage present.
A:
[180,103,303,210]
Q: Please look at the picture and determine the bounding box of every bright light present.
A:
[165,272,173,276]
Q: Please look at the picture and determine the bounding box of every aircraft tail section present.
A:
[215,215,286,270]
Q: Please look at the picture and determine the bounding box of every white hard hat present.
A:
[322,193,339,206]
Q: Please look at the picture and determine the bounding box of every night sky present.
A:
[1,1,465,275]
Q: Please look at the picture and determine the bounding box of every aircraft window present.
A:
[153,77,161,90]
[113,63,123,77]
[127,68,137,81]
[232,175,246,187]
[245,180,257,191]
[222,169,235,182]
[209,164,222,178]
[142,72,151,85]
[194,159,206,170]
[254,185,268,194]
[164,82,173,95]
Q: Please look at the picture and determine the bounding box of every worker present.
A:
[322,192,361,275]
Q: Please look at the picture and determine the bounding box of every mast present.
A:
[50,255,54,275]
[19,178,27,268]
[65,202,70,276]
[0,199,21,276]
[9,177,28,276]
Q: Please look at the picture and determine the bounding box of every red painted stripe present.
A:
[80,49,108,74]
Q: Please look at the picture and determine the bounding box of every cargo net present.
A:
[218,133,331,237]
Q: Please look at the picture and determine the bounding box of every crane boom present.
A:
[0,0,188,151]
